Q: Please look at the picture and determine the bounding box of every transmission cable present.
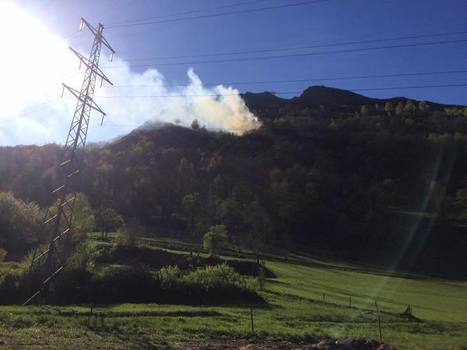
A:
[93,82,467,99]
[107,0,270,28]
[103,38,467,68]
[0,98,63,127]
[107,69,467,88]
[122,30,467,62]
[106,0,330,29]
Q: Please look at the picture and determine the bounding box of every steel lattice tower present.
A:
[24,18,115,305]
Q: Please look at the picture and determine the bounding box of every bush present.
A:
[66,241,100,271]
[183,263,246,290]
[157,265,182,287]
[116,228,131,246]
[94,244,276,277]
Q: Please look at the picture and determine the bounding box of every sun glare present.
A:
[0,2,75,117]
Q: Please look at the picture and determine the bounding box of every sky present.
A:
[2,0,467,145]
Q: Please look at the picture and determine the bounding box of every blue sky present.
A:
[18,0,467,105]
[4,0,467,145]
[2,0,466,145]
[9,0,465,106]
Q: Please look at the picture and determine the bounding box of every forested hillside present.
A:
[2,86,467,277]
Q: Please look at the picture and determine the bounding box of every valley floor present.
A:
[0,239,466,349]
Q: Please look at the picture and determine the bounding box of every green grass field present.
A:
[0,237,466,349]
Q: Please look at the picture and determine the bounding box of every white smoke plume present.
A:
[0,3,260,146]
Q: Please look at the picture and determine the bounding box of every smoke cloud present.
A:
[0,4,260,146]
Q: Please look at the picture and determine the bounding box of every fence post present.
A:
[88,303,93,326]
[349,295,352,308]
[250,306,255,334]
[374,300,382,343]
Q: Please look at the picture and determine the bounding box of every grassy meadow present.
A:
[0,236,466,349]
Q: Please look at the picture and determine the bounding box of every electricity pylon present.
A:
[24,18,115,305]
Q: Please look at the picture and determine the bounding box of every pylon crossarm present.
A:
[62,83,107,116]
[100,36,115,57]
[69,47,113,86]
[80,18,98,36]
[80,18,115,55]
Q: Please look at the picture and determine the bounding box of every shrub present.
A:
[116,228,131,246]
[157,265,182,287]
[66,241,99,271]
[183,263,246,290]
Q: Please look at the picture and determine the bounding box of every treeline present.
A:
[2,99,467,276]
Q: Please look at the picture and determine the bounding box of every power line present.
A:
[0,98,62,126]
[107,0,270,28]
[4,82,467,129]
[93,82,467,99]
[353,82,467,92]
[122,30,467,62]
[106,0,330,29]
[94,92,301,98]
[103,38,467,68]
[106,69,467,88]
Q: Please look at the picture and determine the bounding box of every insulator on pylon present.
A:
[52,185,65,193]
[67,170,80,178]
[79,19,84,31]
[44,214,58,224]
[110,52,114,62]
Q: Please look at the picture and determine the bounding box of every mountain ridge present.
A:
[241,85,466,111]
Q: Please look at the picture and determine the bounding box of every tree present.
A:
[178,192,206,238]
[203,225,228,256]
[245,199,271,257]
[70,193,95,234]
[0,192,44,256]
[403,100,416,116]
[122,218,145,246]
[418,101,430,114]
[95,207,124,240]
[360,105,370,116]
[48,193,95,242]
[384,102,394,116]
[191,119,200,130]
[395,102,404,116]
